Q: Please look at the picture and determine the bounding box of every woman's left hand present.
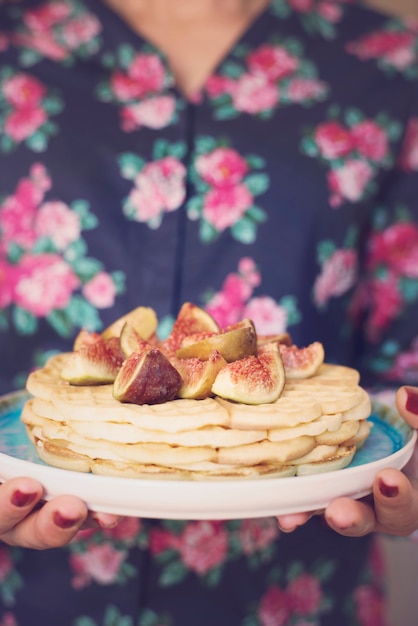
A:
[277,385,418,537]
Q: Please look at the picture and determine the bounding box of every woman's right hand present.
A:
[0,477,120,548]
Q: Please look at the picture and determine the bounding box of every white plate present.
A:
[0,391,415,519]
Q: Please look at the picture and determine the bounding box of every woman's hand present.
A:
[0,477,120,548]
[277,385,418,537]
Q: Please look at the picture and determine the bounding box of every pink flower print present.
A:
[258,585,290,626]
[315,121,354,160]
[149,527,179,556]
[238,257,261,288]
[0,259,16,308]
[177,521,228,575]
[0,613,18,626]
[70,543,127,589]
[206,275,254,327]
[243,296,288,334]
[121,95,176,131]
[366,273,403,341]
[385,339,418,384]
[60,15,101,50]
[205,75,235,98]
[317,1,342,23]
[195,147,248,188]
[4,106,47,143]
[128,157,186,223]
[34,200,81,249]
[247,45,299,82]
[347,30,416,65]
[128,53,167,95]
[110,72,146,103]
[353,584,385,626]
[24,2,72,31]
[237,518,279,556]
[103,516,141,542]
[231,73,279,114]
[287,78,327,103]
[82,272,117,308]
[14,253,80,317]
[287,573,323,615]
[2,74,46,108]
[202,184,253,231]
[367,222,418,278]
[398,118,418,171]
[13,32,68,61]
[351,121,388,162]
[0,547,14,582]
[314,248,358,306]
[328,159,374,206]
[288,0,315,12]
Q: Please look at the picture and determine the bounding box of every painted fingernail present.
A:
[405,387,418,415]
[378,479,399,498]
[11,490,37,508]
[53,512,81,529]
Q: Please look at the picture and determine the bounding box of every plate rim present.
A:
[0,390,415,519]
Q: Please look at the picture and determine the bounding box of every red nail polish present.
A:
[53,512,80,529]
[11,490,37,507]
[405,387,418,415]
[378,479,399,498]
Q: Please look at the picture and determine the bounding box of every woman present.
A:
[0,0,418,624]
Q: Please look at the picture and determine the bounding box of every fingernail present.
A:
[12,490,37,508]
[53,512,81,529]
[405,387,418,415]
[378,479,399,498]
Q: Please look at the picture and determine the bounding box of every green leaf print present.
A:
[399,277,418,302]
[231,217,257,244]
[138,609,171,626]
[200,219,219,243]
[119,153,146,180]
[71,256,103,281]
[13,306,38,335]
[159,560,188,586]
[66,295,103,331]
[117,44,136,69]
[245,173,269,196]
[214,104,240,120]
[47,309,74,338]
[317,240,336,264]
[72,200,98,230]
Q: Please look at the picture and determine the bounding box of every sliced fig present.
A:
[171,350,228,399]
[113,348,182,404]
[101,306,158,341]
[257,332,292,347]
[61,337,124,385]
[73,329,101,351]
[279,341,324,379]
[211,342,285,405]
[161,302,220,355]
[175,318,257,362]
[119,322,151,358]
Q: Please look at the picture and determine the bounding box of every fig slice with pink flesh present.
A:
[61,337,124,385]
[101,306,158,341]
[119,322,151,358]
[175,318,257,362]
[113,348,182,404]
[161,302,220,355]
[73,329,102,351]
[257,332,292,347]
[211,342,285,405]
[170,351,228,400]
[279,341,324,379]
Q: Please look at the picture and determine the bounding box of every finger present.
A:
[324,497,376,536]
[2,495,89,549]
[89,512,121,529]
[396,386,418,428]
[277,511,316,532]
[0,477,44,535]
[372,468,418,536]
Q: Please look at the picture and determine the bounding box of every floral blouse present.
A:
[0,0,418,625]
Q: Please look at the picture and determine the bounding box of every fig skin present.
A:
[175,319,257,362]
[113,349,182,405]
[170,350,228,399]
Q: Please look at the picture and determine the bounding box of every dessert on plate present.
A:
[21,303,372,479]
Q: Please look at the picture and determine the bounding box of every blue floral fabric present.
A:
[0,0,418,624]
